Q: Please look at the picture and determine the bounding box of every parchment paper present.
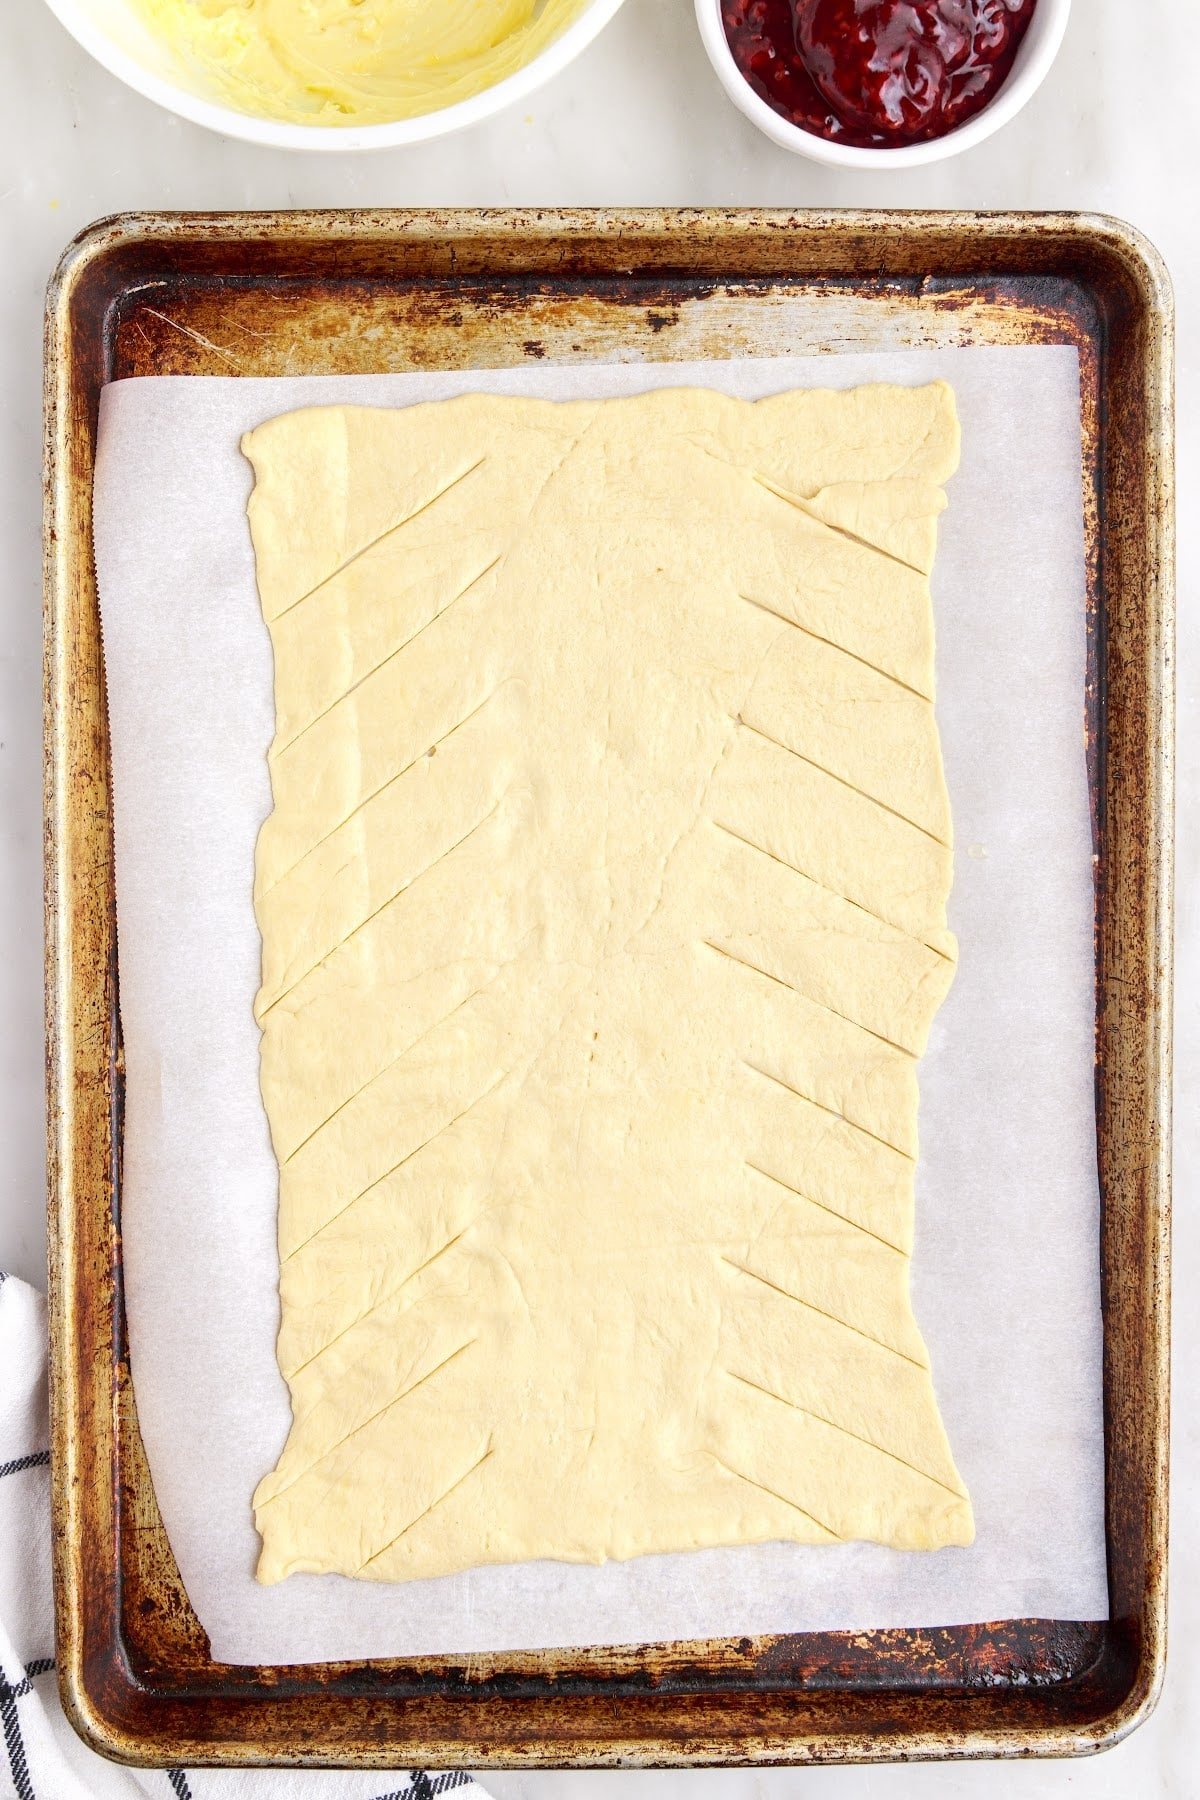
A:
[93,348,1108,1666]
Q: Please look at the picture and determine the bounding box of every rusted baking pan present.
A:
[43,209,1173,1769]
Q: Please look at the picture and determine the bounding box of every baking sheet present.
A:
[93,348,1108,1666]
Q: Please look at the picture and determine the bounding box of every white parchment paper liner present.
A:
[93,349,1107,1664]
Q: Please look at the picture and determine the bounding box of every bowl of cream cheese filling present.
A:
[40,0,630,149]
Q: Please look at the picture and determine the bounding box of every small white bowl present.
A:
[39,0,629,151]
[694,0,1071,168]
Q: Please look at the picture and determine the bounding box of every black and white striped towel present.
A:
[0,1272,488,1800]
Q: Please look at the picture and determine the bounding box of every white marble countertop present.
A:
[1,1,1194,1792]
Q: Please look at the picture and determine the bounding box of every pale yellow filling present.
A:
[243,385,973,1585]
[133,0,589,125]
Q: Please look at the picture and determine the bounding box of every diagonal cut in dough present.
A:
[244,383,973,1584]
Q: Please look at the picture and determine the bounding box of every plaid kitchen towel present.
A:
[0,1272,488,1800]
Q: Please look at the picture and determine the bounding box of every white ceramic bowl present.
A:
[39,0,629,151]
[694,0,1071,168]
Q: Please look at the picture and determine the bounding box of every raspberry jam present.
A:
[721,0,1038,149]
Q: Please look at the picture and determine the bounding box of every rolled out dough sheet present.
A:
[244,382,974,1585]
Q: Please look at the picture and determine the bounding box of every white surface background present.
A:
[0,0,1193,1792]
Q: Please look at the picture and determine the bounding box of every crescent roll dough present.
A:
[243,383,973,1584]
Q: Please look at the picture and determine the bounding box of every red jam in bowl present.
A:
[721,0,1038,148]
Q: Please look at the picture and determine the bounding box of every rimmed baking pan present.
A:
[43,208,1173,1768]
